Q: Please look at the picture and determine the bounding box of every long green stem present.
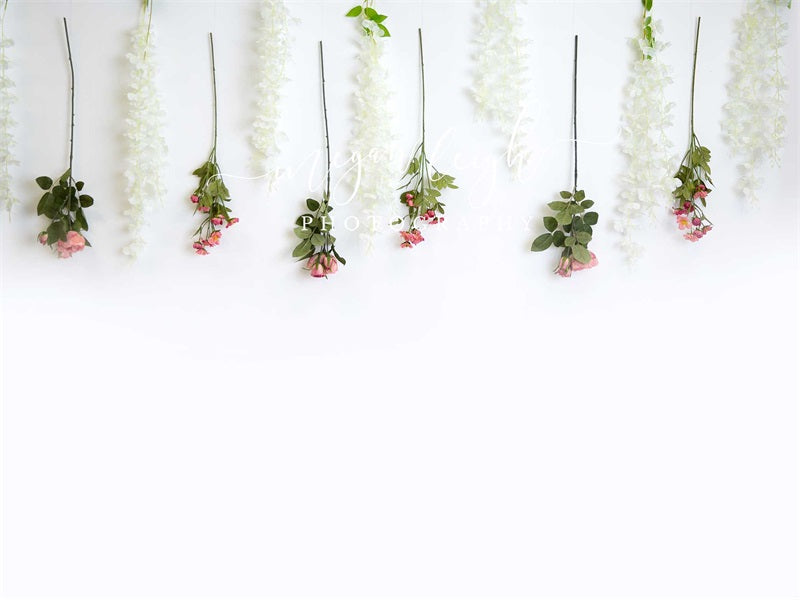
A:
[572,34,578,191]
[319,41,331,200]
[143,0,154,58]
[209,32,218,158]
[63,17,75,181]
[418,28,426,148]
[689,16,700,137]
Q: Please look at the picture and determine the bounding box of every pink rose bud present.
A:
[555,257,572,278]
[405,193,414,200]
[683,201,692,210]
[191,195,199,203]
[310,262,326,278]
[226,218,239,228]
[199,205,210,213]
[195,247,209,255]
[325,257,338,275]
[211,217,224,226]
[38,232,48,245]
[692,217,701,226]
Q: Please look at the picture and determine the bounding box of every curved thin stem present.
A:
[63,17,75,180]
[209,32,218,158]
[143,0,154,58]
[689,16,700,137]
[319,41,331,199]
[418,28,426,148]
[572,34,578,191]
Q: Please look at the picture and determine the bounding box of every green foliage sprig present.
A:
[36,18,93,258]
[531,189,598,265]
[345,1,390,38]
[530,36,598,277]
[393,29,457,248]
[292,42,345,278]
[640,0,656,58]
[672,17,713,242]
[189,33,238,255]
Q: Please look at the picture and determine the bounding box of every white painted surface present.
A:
[1,1,797,597]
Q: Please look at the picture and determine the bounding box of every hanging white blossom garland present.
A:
[722,0,791,206]
[346,2,395,255]
[252,0,292,188]
[472,0,532,179]
[615,0,675,263]
[123,0,167,258]
[0,0,18,215]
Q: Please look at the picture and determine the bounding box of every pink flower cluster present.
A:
[420,209,443,225]
[673,184,712,242]
[555,252,599,278]
[400,229,424,248]
[306,253,339,278]
[39,230,86,259]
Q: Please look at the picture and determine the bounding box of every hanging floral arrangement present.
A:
[671,17,713,243]
[345,1,396,254]
[188,33,238,255]
[530,36,599,277]
[251,0,293,187]
[123,0,168,258]
[36,18,95,259]
[0,0,18,215]
[615,0,674,262]
[722,0,792,206]
[471,0,532,178]
[291,42,346,278]
[393,29,457,249]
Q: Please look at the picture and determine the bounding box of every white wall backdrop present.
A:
[1,1,798,597]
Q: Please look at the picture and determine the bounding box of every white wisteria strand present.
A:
[472,0,532,179]
[615,19,675,263]
[350,29,395,255]
[123,1,167,258]
[0,0,18,215]
[722,0,791,206]
[252,0,293,188]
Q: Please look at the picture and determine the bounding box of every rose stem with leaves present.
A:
[530,35,598,272]
[672,17,713,240]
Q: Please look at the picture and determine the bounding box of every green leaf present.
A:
[76,181,85,191]
[75,207,88,231]
[294,226,312,239]
[46,220,67,244]
[552,231,566,247]
[35,176,53,190]
[58,169,71,184]
[584,212,599,226]
[530,233,553,252]
[572,245,592,264]
[580,199,594,209]
[559,191,572,199]
[548,201,567,211]
[575,231,592,244]
[345,5,362,17]
[79,195,94,208]
[564,237,576,247]
[364,7,378,19]
[376,23,390,37]
[543,216,557,232]
[332,247,347,265]
[306,198,320,211]
[292,239,312,258]
[555,210,572,226]
[574,190,586,201]
[310,233,326,246]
